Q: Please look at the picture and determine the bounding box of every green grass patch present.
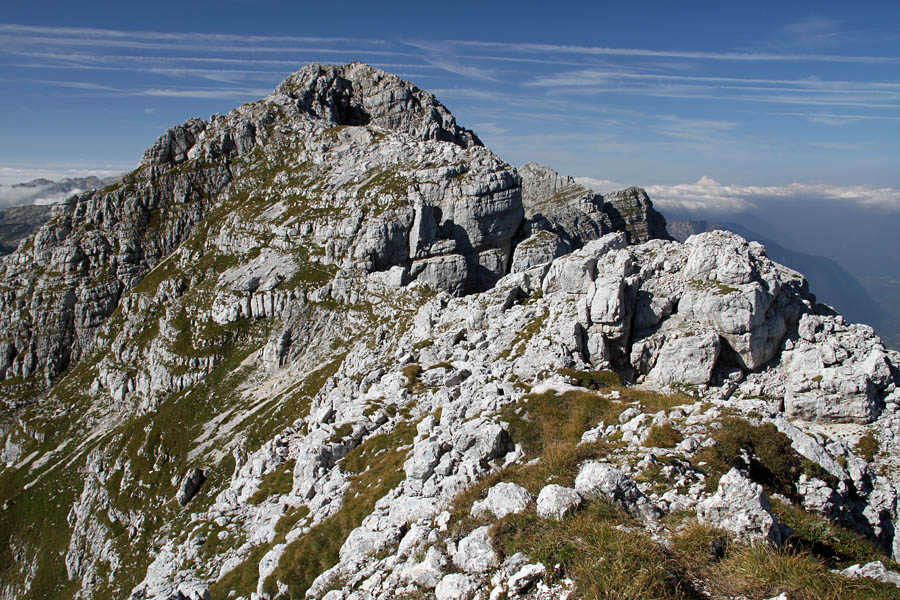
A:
[771,499,898,569]
[328,424,354,443]
[644,423,684,448]
[694,416,816,498]
[856,433,880,462]
[402,364,424,394]
[490,500,691,600]
[708,543,900,600]
[500,389,626,458]
[248,459,296,505]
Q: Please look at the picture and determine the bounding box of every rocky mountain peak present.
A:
[140,62,481,169]
[2,63,899,600]
[276,62,483,148]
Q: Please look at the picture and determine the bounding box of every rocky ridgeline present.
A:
[0,64,899,600]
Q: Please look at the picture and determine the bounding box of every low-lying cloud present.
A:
[0,184,83,209]
[579,175,900,215]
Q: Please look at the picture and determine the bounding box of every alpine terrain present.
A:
[2,63,900,600]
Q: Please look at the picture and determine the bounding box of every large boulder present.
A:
[574,462,660,521]
[536,484,582,521]
[471,482,534,520]
[452,526,499,573]
[697,468,783,545]
[783,314,893,423]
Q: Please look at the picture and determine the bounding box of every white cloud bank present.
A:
[0,183,86,209]
[578,175,900,215]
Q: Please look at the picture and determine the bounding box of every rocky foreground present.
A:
[1,63,899,600]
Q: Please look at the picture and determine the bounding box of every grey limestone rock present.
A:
[141,118,208,166]
[452,418,513,463]
[783,314,893,423]
[276,62,482,149]
[536,484,582,521]
[435,573,481,600]
[697,468,783,545]
[839,561,900,587]
[644,332,721,386]
[453,526,499,573]
[507,563,546,596]
[471,482,534,520]
[574,462,660,521]
[401,547,447,588]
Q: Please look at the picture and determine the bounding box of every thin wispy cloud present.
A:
[0,20,896,197]
[525,69,900,91]
[772,111,900,122]
[451,40,900,64]
[403,40,497,81]
[138,88,272,99]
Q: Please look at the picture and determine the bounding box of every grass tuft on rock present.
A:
[707,543,900,600]
[644,422,684,448]
[490,500,692,600]
[771,499,899,569]
[694,417,808,498]
[557,368,621,389]
[856,432,880,462]
[248,459,296,505]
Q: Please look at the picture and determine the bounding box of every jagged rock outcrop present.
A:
[276,63,482,149]
[697,468,784,545]
[515,163,670,268]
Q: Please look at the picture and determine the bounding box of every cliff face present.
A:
[0,205,52,255]
[1,64,899,600]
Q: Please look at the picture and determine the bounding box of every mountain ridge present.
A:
[1,63,899,600]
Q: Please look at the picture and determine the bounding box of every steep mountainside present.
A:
[1,64,900,600]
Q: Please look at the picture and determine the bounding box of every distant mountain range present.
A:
[0,175,119,255]
[0,204,53,255]
[0,175,120,209]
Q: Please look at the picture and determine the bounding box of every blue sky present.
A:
[1,0,898,215]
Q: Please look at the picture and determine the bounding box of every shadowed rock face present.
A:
[516,163,670,259]
[0,205,52,255]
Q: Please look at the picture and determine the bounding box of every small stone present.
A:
[536,485,582,521]
[507,563,546,595]
[839,561,900,587]
[575,462,660,521]
[453,526,499,573]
